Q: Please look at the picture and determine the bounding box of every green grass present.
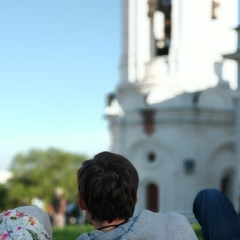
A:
[53,223,203,240]
[192,223,203,240]
[53,224,93,240]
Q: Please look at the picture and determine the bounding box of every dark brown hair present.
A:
[77,151,139,222]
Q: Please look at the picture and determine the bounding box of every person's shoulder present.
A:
[138,209,184,219]
[165,212,187,221]
[164,212,192,227]
[138,210,197,239]
[76,230,104,240]
[165,212,198,239]
[76,233,90,240]
[136,209,186,226]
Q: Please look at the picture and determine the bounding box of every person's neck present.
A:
[93,219,127,232]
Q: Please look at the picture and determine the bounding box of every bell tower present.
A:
[105,0,238,219]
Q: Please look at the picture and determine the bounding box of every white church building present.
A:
[105,0,239,221]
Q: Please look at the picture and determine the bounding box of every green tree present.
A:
[0,184,9,212]
[6,148,87,210]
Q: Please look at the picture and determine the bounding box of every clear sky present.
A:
[0,0,121,170]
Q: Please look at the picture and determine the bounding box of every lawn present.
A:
[53,223,203,240]
[53,224,93,240]
[192,223,203,240]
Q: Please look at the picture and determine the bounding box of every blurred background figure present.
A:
[49,187,66,228]
[21,197,30,206]
[31,195,45,210]
[65,199,82,225]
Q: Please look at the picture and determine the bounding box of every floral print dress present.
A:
[0,209,50,240]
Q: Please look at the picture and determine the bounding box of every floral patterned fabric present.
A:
[0,208,51,240]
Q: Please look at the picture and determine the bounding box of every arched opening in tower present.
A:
[148,0,172,57]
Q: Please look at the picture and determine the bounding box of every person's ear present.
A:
[78,192,87,210]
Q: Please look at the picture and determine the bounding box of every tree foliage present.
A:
[0,184,9,211]
[5,148,87,210]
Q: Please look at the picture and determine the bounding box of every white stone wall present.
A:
[108,103,235,219]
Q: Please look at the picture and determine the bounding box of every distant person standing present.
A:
[50,187,66,228]
[31,195,45,210]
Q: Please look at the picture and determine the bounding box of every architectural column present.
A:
[120,0,137,84]
[120,0,150,85]
[223,0,240,210]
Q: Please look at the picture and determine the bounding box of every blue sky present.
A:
[0,0,121,170]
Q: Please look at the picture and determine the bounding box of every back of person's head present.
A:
[0,205,52,240]
[77,151,139,223]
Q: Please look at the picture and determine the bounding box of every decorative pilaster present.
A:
[223,4,240,210]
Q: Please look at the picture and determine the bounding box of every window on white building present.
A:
[146,183,159,212]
